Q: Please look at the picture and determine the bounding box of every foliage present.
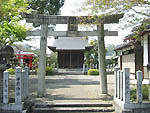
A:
[46,53,57,67]
[106,59,114,65]
[45,66,53,75]
[85,40,116,66]
[85,39,98,67]
[7,68,15,75]
[0,0,29,45]
[28,0,64,15]
[82,0,150,28]
[28,0,65,27]
[130,85,149,101]
[130,87,137,101]
[106,44,116,56]
[88,69,99,75]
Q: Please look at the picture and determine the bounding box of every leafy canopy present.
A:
[28,0,65,15]
[82,0,150,28]
[0,0,29,45]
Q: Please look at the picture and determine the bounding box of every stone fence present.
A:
[114,68,150,113]
[0,66,29,111]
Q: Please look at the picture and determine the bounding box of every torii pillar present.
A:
[97,24,107,94]
[37,24,48,96]
[22,13,124,96]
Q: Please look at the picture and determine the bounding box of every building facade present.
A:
[48,37,92,69]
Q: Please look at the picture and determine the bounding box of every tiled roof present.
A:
[50,37,90,50]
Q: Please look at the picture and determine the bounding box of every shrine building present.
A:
[48,37,92,69]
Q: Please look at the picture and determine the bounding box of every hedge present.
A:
[88,69,99,75]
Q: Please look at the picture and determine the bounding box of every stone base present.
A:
[99,94,113,101]
[114,97,150,113]
[0,103,23,111]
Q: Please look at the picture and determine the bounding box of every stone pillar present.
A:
[0,70,3,103]
[114,67,120,97]
[22,70,25,100]
[97,24,107,94]
[83,64,85,74]
[117,70,121,99]
[37,24,48,97]
[24,66,29,98]
[136,71,143,103]
[15,67,22,104]
[20,56,24,66]
[3,71,9,104]
[120,71,123,100]
[123,68,130,103]
[95,64,98,69]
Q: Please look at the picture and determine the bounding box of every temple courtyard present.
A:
[28,74,114,104]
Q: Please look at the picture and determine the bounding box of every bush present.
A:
[45,66,53,75]
[7,68,15,75]
[88,69,99,75]
[130,85,149,101]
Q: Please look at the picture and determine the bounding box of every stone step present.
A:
[35,103,113,108]
[33,103,114,113]
[33,107,114,113]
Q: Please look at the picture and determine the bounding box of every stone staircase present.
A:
[58,68,84,75]
[32,103,115,113]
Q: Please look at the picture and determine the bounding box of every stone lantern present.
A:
[0,45,14,102]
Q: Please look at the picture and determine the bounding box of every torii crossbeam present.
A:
[22,13,124,96]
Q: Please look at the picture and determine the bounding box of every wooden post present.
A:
[97,24,107,94]
[37,24,48,97]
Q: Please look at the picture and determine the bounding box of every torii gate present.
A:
[21,13,124,97]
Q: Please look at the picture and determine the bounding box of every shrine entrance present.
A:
[58,50,84,68]
[22,13,124,96]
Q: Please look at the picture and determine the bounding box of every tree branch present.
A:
[131,7,149,17]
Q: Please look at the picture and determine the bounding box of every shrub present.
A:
[7,68,15,75]
[37,66,54,75]
[45,66,53,75]
[130,85,149,101]
[88,69,99,75]
[142,85,149,100]
[130,87,136,101]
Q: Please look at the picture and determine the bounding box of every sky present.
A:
[23,0,132,54]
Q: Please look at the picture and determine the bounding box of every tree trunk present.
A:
[97,24,108,94]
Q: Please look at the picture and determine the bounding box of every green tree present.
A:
[85,39,98,66]
[28,0,65,15]
[85,40,115,66]
[46,53,57,67]
[106,44,115,56]
[82,0,150,28]
[0,0,29,45]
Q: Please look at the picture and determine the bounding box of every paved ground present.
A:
[28,74,115,104]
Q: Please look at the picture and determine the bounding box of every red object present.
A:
[16,53,34,69]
